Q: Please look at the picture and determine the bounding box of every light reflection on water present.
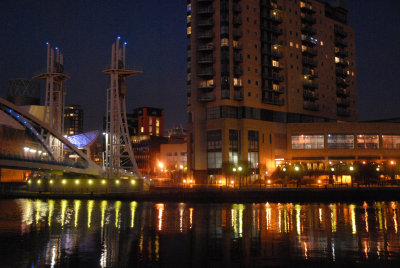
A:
[0,199,400,267]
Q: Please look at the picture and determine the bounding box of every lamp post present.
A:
[238,166,242,187]
[232,167,237,188]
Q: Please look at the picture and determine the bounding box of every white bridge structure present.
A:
[103,37,142,180]
[0,98,102,176]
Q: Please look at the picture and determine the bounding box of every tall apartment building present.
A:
[64,105,83,136]
[187,0,357,183]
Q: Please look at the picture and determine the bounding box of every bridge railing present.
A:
[0,151,87,169]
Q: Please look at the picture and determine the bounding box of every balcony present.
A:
[197,68,215,76]
[198,83,215,91]
[233,43,242,50]
[234,67,243,75]
[233,91,243,100]
[301,35,318,46]
[197,44,214,51]
[263,97,284,106]
[197,57,215,64]
[198,31,214,39]
[301,25,317,35]
[233,4,242,13]
[303,80,318,90]
[263,73,284,82]
[301,14,316,24]
[302,68,318,78]
[198,19,214,27]
[336,60,349,68]
[233,53,243,62]
[303,90,319,100]
[221,90,230,99]
[261,0,283,10]
[337,108,350,117]
[233,16,242,25]
[262,59,284,70]
[233,29,243,38]
[198,7,215,15]
[302,57,318,68]
[336,67,349,78]
[300,4,316,14]
[302,47,318,57]
[303,101,319,111]
[335,48,348,58]
[198,94,216,102]
[265,86,285,94]
[336,88,350,97]
[264,12,283,24]
[337,98,350,107]
[233,83,243,89]
[262,48,284,58]
[334,27,347,38]
[264,38,284,46]
[262,24,283,35]
[336,77,349,88]
[334,37,348,47]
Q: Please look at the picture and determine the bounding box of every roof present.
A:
[66,130,99,148]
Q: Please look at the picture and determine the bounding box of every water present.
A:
[0,199,400,267]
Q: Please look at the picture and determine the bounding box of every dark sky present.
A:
[0,0,399,131]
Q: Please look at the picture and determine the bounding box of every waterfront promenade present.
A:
[1,183,400,203]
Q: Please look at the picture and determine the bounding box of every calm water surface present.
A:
[0,199,400,267]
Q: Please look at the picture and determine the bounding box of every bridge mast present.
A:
[103,37,142,179]
[34,43,69,161]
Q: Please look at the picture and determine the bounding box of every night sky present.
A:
[0,0,399,132]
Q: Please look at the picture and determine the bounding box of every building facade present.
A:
[187,0,357,183]
[128,107,164,137]
[64,105,83,136]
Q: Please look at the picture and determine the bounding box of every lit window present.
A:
[291,135,324,149]
[233,78,242,86]
[149,126,152,133]
[382,135,400,149]
[187,26,191,35]
[301,45,307,52]
[156,127,160,136]
[272,60,279,67]
[327,134,354,149]
[221,38,229,47]
[335,57,340,63]
[290,42,293,47]
[141,127,144,133]
[156,119,160,127]
[356,134,379,149]
[320,41,324,46]
[149,118,152,126]
[187,15,191,24]
[296,43,299,48]
[187,4,191,12]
